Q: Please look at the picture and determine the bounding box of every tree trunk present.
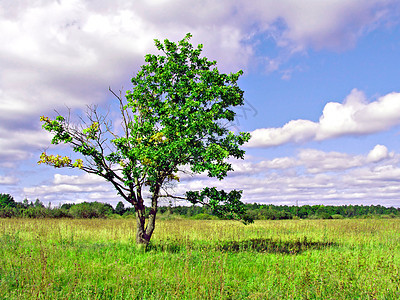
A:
[135,207,158,245]
[135,184,160,245]
[136,206,150,245]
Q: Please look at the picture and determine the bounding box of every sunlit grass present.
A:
[0,218,399,299]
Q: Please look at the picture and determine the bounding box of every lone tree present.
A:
[39,33,252,245]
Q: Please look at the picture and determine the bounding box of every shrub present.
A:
[108,214,123,219]
[316,212,332,219]
[22,206,50,218]
[380,213,396,219]
[331,214,344,219]
[50,208,72,218]
[191,213,218,220]
[69,202,113,219]
[0,206,18,218]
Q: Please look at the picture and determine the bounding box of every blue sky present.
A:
[1,0,400,207]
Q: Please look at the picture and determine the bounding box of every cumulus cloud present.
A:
[297,149,364,173]
[223,144,400,206]
[53,173,106,186]
[250,119,318,147]
[247,89,400,148]
[19,144,400,207]
[367,144,392,163]
[231,144,400,206]
[0,1,398,164]
[2,1,400,207]
[0,127,53,165]
[266,0,397,50]
[317,89,400,139]
[23,172,116,204]
[254,145,394,175]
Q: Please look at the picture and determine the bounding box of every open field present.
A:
[0,218,399,299]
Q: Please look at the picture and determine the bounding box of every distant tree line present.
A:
[244,203,399,220]
[0,193,399,219]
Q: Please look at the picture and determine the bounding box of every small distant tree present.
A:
[0,194,16,209]
[34,199,45,208]
[38,33,252,245]
[115,201,126,216]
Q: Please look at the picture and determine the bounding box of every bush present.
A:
[22,207,50,218]
[123,214,136,219]
[122,210,136,218]
[157,213,186,220]
[313,212,331,219]
[191,213,218,220]
[0,206,18,218]
[331,214,344,219]
[50,208,72,218]
[380,213,397,219]
[69,202,113,219]
[246,209,260,220]
[108,214,123,219]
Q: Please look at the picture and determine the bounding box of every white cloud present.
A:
[0,127,53,165]
[24,182,109,196]
[23,172,116,205]
[317,89,400,140]
[367,144,391,163]
[0,1,398,163]
[0,175,18,185]
[247,89,400,148]
[297,149,364,173]
[211,145,400,206]
[250,119,319,147]
[2,1,400,207]
[259,157,298,170]
[236,0,400,71]
[53,173,106,186]
[19,144,400,207]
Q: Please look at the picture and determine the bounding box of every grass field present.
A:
[0,218,399,299]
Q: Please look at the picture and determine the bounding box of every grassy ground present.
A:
[0,218,399,299]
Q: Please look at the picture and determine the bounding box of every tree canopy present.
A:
[0,194,16,209]
[39,33,252,244]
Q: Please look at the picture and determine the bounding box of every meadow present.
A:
[0,218,399,299]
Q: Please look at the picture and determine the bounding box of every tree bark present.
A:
[135,183,160,245]
[135,204,150,245]
[144,183,161,241]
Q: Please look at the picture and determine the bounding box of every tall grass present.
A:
[0,218,399,299]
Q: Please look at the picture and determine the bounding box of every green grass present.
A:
[0,218,399,299]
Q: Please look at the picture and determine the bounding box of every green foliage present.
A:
[38,33,253,239]
[0,194,16,209]
[331,214,344,219]
[126,34,249,174]
[0,193,399,220]
[22,206,50,218]
[0,206,19,218]
[186,188,252,224]
[33,199,44,208]
[68,202,114,219]
[123,33,251,218]
[115,201,126,216]
[191,213,218,220]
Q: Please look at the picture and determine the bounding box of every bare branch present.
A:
[158,194,187,201]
